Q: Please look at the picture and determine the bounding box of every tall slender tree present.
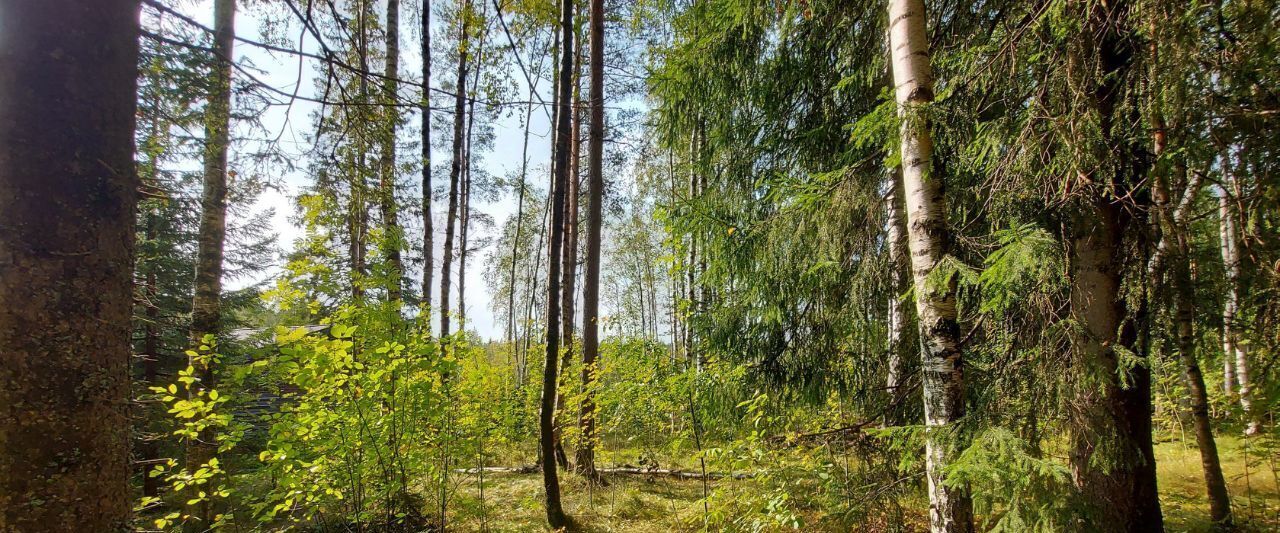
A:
[885,0,973,531]
[1219,161,1259,435]
[350,0,376,301]
[576,0,606,482]
[553,37,583,470]
[380,0,404,302]
[884,170,912,426]
[1148,25,1231,522]
[541,0,576,523]
[422,0,435,311]
[0,1,140,529]
[441,0,472,340]
[187,0,236,526]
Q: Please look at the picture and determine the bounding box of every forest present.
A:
[1,0,1278,531]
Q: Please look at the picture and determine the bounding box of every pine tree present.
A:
[0,1,140,528]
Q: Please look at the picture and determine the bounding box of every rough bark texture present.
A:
[190,0,235,361]
[440,0,471,341]
[1066,4,1162,529]
[886,1,974,531]
[0,1,140,529]
[1172,256,1232,525]
[576,0,606,482]
[541,0,576,524]
[1068,200,1162,531]
[553,46,582,471]
[187,0,235,526]
[380,0,403,302]
[421,0,434,311]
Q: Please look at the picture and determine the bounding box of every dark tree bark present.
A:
[350,0,375,301]
[1148,32,1231,519]
[421,0,434,311]
[440,0,472,341]
[380,0,403,302]
[1067,3,1162,529]
[1171,252,1232,525]
[553,42,582,471]
[458,7,487,328]
[186,0,235,527]
[541,0,576,523]
[0,0,140,529]
[142,213,162,499]
[576,0,606,483]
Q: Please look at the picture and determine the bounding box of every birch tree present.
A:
[886,0,973,530]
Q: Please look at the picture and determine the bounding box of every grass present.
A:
[449,471,713,532]
[441,436,1279,532]
[1156,435,1280,532]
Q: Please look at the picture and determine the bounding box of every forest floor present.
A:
[1157,435,1279,532]
[444,437,1279,532]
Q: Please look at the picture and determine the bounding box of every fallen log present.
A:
[453,465,753,480]
[598,467,753,480]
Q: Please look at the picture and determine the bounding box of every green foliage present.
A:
[947,428,1077,532]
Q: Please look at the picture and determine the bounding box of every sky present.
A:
[174,0,566,341]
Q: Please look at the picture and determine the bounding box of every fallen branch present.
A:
[453,464,753,480]
[598,467,753,480]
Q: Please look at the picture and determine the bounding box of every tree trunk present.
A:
[1219,164,1258,435]
[541,0,576,523]
[421,0,434,312]
[1065,4,1163,530]
[553,44,582,471]
[1068,198,1163,532]
[458,65,478,328]
[380,0,403,302]
[1147,30,1231,518]
[576,0,606,483]
[886,1,974,531]
[142,213,162,499]
[685,131,698,369]
[509,92,536,356]
[350,0,374,301]
[187,0,235,526]
[884,170,912,427]
[440,0,471,341]
[0,1,139,529]
[1172,252,1233,525]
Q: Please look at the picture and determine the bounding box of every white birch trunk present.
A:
[1218,175,1259,435]
[887,1,973,531]
[1218,191,1238,396]
[885,171,911,426]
